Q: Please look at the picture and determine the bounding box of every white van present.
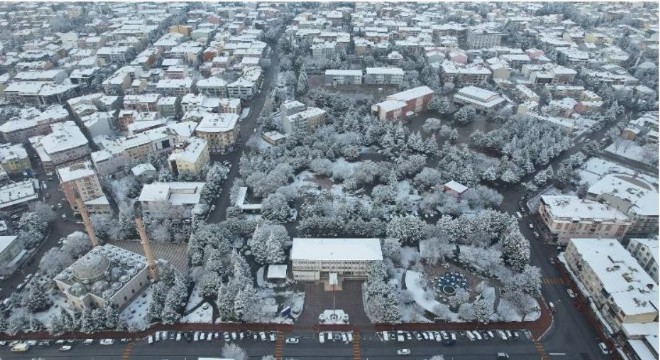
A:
[515,212,522,219]
[383,331,389,341]
[472,331,482,340]
[318,333,325,344]
[497,330,508,341]
[466,331,475,341]
[148,335,153,344]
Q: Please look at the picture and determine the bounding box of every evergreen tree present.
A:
[296,65,308,95]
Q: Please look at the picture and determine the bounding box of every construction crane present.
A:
[62,182,98,248]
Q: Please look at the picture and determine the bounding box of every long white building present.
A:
[291,238,382,281]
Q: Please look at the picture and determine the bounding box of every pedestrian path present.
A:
[542,277,566,285]
[120,342,135,360]
[534,341,548,360]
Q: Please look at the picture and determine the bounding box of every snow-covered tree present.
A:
[422,118,442,133]
[261,193,291,223]
[21,282,51,313]
[62,231,92,258]
[501,224,530,272]
[504,265,542,297]
[453,105,476,125]
[249,224,288,265]
[296,65,308,95]
[222,343,248,360]
[407,131,426,153]
[414,167,443,191]
[448,288,470,309]
[386,215,425,245]
[199,272,223,299]
[473,298,493,323]
[381,237,402,262]
[39,248,74,277]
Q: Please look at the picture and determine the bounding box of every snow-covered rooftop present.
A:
[0,236,18,255]
[196,113,239,133]
[541,195,631,223]
[139,182,205,205]
[291,238,383,262]
[365,67,404,76]
[57,161,96,183]
[0,180,38,209]
[587,174,659,216]
[387,86,434,102]
[569,238,658,318]
[325,69,363,77]
[41,122,88,155]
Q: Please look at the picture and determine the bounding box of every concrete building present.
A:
[282,107,327,134]
[586,174,659,237]
[54,244,151,310]
[139,182,206,218]
[441,61,492,86]
[196,77,227,98]
[167,137,210,177]
[0,236,24,266]
[227,67,262,100]
[364,67,404,85]
[33,122,90,170]
[324,69,363,86]
[0,180,38,211]
[563,238,658,335]
[291,238,383,281]
[57,161,110,215]
[194,113,239,154]
[626,238,658,284]
[0,143,31,175]
[538,195,632,244]
[465,28,504,49]
[453,86,506,112]
[372,86,434,121]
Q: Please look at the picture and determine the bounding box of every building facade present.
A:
[626,238,659,284]
[167,137,210,177]
[194,113,239,154]
[291,238,383,281]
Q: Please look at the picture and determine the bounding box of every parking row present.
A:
[379,329,527,344]
[147,330,279,344]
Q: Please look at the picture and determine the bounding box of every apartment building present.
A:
[197,77,228,97]
[155,78,194,97]
[626,238,659,284]
[564,238,658,333]
[0,106,70,143]
[57,161,110,215]
[324,69,363,86]
[282,107,327,135]
[441,61,492,86]
[227,67,262,100]
[123,93,161,112]
[538,195,632,244]
[364,67,404,85]
[0,180,38,212]
[167,137,210,177]
[120,128,177,163]
[291,238,383,281]
[96,46,132,65]
[465,28,504,49]
[33,122,90,170]
[586,174,659,237]
[453,86,506,112]
[194,113,239,154]
[0,143,31,175]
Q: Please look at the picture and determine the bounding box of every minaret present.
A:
[135,216,158,282]
[63,182,98,248]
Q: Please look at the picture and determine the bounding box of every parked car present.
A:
[318,333,324,343]
[285,337,299,344]
[567,288,577,298]
[397,349,411,356]
[59,345,72,351]
[598,342,610,355]
[99,339,114,345]
[497,352,510,360]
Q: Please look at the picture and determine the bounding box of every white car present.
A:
[397,349,411,356]
[598,342,610,355]
[567,288,577,298]
[285,337,299,344]
[99,339,114,345]
[59,345,72,351]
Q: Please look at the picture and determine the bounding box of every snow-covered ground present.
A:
[405,270,441,315]
[120,287,152,330]
[496,295,540,322]
[33,291,71,330]
[604,142,651,164]
[400,247,421,269]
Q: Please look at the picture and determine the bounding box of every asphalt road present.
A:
[206,48,281,223]
[497,123,622,360]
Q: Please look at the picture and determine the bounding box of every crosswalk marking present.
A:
[275,332,284,360]
[353,331,361,360]
[120,342,135,360]
[534,341,548,360]
[542,277,566,285]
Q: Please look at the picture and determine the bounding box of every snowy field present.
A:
[604,142,656,165]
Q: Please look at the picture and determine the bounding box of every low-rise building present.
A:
[441,61,491,86]
[282,107,327,134]
[291,238,383,281]
[538,195,632,244]
[196,77,227,97]
[54,244,152,310]
[453,86,505,112]
[167,137,210,177]
[0,143,31,175]
[324,69,363,86]
[33,122,90,169]
[194,113,239,154]
[0,180,38,211]
[139,182,206,218]
[0,236,24,268]
[626,238,658,284]
[364,67,404,85]
[227,67,262,100]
